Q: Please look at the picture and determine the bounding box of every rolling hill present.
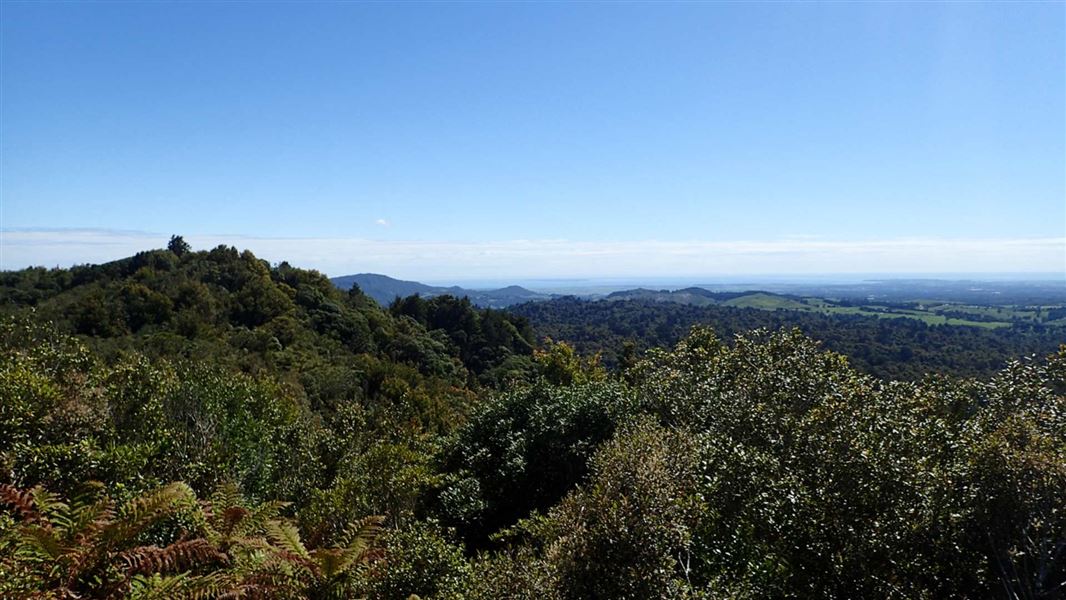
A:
[331,272,552,308]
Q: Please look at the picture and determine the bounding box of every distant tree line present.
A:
[509,296,1066,380]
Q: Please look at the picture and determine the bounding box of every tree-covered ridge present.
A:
[0,242,539,400]
[332,272,551,308]
[512,296,1066,381]
[1,243,1064,598]
[388,294,536,387]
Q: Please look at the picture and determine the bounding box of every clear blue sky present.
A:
[1,2,1064,278]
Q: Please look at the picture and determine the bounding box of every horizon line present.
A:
[2,228,1064,280]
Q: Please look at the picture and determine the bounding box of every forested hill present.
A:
[0,241,540,395]
[331,272,448,303]
[331,272,551,307]
[510,296,1066,381]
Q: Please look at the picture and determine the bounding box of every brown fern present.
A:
[120,538,228,575]
[3,481,386,598]
[0,483,43,524]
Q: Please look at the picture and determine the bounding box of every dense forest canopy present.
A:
[512,296,1066,381]
[1,242,1064,599]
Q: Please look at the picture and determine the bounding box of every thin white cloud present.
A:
[1,228,1063,280]
[375,219,390,227]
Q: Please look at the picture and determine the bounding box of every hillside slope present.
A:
[0,245,538,398]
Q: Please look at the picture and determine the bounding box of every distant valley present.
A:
[334,273,1066,331]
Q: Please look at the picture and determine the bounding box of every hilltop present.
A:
[0,243,540,394]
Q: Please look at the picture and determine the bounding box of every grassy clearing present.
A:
[723,294,1016,329]
[722,293,812,311]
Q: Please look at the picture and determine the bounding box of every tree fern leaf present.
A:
[127,571,237,600]
[15,524,65,561]
[232,501,288,537]
[105,482,197,547]
[264,520,310,561]
[336,515,385,561]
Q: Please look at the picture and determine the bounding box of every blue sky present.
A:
[1,2,1063,279]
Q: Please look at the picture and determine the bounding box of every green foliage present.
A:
[0,245,476,395]
[513,296,1066,380]
[301,435,440,540]
[533,338,606,386]
[390,294,536,385]
[0,480,386,599]
[167,235,191,257]
[0,244,483,503]
[439,380,634,545]
[3,244,1063,599]
[464,329,1066,598]
[632,327,1066,597]
[490,418,702,599]
[358,521,473,600]
[0,320,321,504]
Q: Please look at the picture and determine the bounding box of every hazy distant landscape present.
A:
[324,271,1066,381]
[336,270,1066,329]
[2,2,1064,599]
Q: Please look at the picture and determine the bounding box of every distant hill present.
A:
[331,273,552,308]
[331,273,446,303]
[599,287,1052,328]
[604,287,861,311]
[605,287,760,306]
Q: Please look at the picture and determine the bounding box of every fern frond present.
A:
[336,515,384,556]
[232,501,288,538]
[310,547,346,579]
[127,571,237,600]
[209,482,242,513]
[226,570,294,599]
[106,482,197,547]
[53,497,113,548]
[120,538,227,575]
[309,515,385,578]
[264,521,309,560]
[29,487,67,525]
[0,483,41,524]
[15,523,66,561]
[68,481,107,509]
